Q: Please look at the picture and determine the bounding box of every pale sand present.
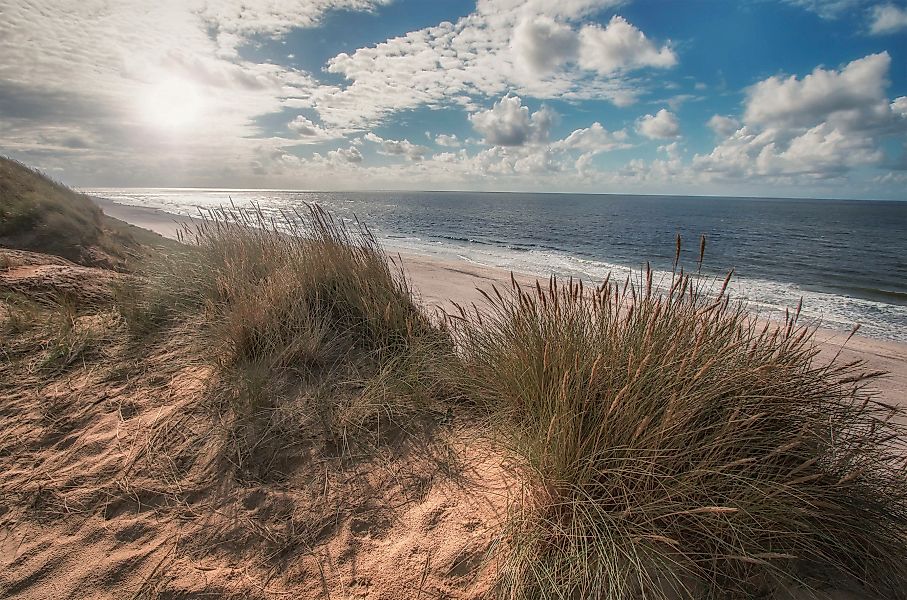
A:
[98,197,906,407]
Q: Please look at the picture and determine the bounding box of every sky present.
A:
[1,0,906,199]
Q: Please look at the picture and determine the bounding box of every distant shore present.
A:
[95,196,907,407]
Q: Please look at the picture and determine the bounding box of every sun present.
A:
[141,77,205,131]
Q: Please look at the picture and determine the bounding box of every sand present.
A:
[97,198,907,407]
[0,248,515,598]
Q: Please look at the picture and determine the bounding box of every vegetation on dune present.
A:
[0,156,141,268]
[3,193,906,598]
[114,205,452,478]
[447,253,907,599]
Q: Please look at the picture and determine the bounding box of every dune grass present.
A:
[115,205,451,476]
[0,157,137,267]
[447,256,907,598]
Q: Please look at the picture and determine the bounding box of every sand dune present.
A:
[2,200,902,599]
[0,250,514,597]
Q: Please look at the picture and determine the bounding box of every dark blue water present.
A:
[87,189,907,342]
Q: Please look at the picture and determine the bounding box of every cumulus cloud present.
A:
[288,115,342,142]
[869,3,907,33]
[510,14,677,79]
[693,122,883,178]
[550,122,630,152]
[637,109,681,139]
[512,15,579,74]
[692,52,906,181]
[707,115,741,137]
[435,134,462,147]
[364,133,429,161]
[577,16,677,75]
[326,145,364,164]
[469,95,557,146]
[743,53,894,130]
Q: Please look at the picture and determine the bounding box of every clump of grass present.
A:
[450,260,907,598]
[1,292,116,374]
[120,205,435,357]
[117,204,451,476]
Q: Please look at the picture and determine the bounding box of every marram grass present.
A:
[448,260,907,599]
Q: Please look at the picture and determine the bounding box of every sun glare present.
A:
[141,77,204,131]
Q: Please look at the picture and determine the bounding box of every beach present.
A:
[97,197,907,407]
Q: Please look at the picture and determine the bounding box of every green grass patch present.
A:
[0,156,135,267]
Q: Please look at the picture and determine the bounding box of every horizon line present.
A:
[79,186,906,204]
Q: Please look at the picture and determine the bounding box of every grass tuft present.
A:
[449,264,907,599]
[116,203,451,478]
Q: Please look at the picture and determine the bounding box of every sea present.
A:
[86,189,907,343]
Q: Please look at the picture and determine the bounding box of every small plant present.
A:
[449,258,907,598]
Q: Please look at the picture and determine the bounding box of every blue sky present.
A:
[1,0,906,198]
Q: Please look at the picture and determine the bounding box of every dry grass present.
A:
[0,157,136,268]
[448,253,907,599]
[115,204,452,478]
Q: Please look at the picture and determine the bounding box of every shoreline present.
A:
[96,197,906,406]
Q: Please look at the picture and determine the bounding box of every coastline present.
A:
[96,197,906,406]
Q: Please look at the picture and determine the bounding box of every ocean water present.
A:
[87,189,907,343]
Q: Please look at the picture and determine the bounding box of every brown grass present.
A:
[114,204,453,479]
[448,255,907,598]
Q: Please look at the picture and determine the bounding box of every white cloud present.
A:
[435,133,462,147]
[550,122,630,152]
[782,0,864,18]
[325,145,364,164]
[707,115,741,137]
[892,96,907,118]
[288,115,342,142]
[743,53,894,130]
[869,3,907,33]
[364,132,429,161]
[637,109,681,139]
[512,15,579,75]
[692,52,906,181]
[693,122,882,178]
[469,95,557,146]
[198,0,393,53]
[577,16,677,75]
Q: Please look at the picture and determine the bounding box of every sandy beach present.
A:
[97,198,906,407]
